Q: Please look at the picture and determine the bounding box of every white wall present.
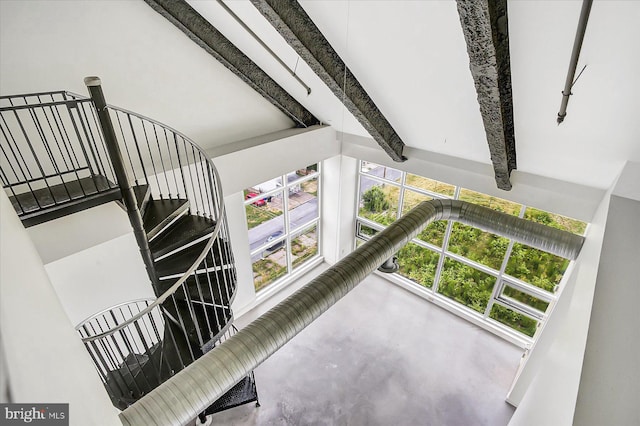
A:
[573,161,640,425]
[0,0,292,149]
[44,233,155,326]
[26,202,132,264]
[506,189,609,425]
[0,191,119,424]
[226,191,257,315]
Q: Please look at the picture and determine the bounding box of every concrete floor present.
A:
[208,272,523,425]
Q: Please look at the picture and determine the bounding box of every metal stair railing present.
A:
[0,91,119,217]
[0,77,237,410]
[72,77,238,408]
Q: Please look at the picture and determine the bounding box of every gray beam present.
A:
[144,0,318,128]
[250,0,406,162]
[456,0,516,190]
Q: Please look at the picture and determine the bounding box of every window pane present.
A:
[397,243,440,289]
[448,223,509,270]
[358,223,379,238]
[401,188,446,246]
[505,243,569,292]
[360,161,401,183]
[358,176,399,226]
[246,176,283,193]
[459,188,521,216]
[490,304,538,337]
[288,176,319,231]
[291,225,318,270]
[405,173,455,197]
[252,245,287,291]
[437,257,496,313]
[246,190,284,250]
[524,207,586,235]
[293,163,318,179]
[402,189,432,214]
[502,285,550,312]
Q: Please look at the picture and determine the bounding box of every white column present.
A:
[573,161,640,425]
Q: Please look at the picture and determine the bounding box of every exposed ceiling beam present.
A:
[144,0,318,128]
[250,0,406,162]
[456,0,516,190]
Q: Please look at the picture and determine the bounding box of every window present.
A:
[355,161,586,341]
[245,164,321,292]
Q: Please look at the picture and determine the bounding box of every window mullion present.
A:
[432,185,460,293]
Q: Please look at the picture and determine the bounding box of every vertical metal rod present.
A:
[115,112,140,185]
[557,0,593,124]
[85,76,158,288]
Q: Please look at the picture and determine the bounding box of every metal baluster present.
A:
[192,151,207,217]
[169,294,196,361]
[162,128,178,198]
[173,134,188,200]
[29,103,72,201]
[152,125,171,198]
[108,311,144,397]
[10,109,56,204]
[181,283,204,348]
[86,103,117,184]
[183,138,199,215]
[140,120,162,198]
[49,103,86,196]
[192,273,214,341]
[0,167,25,213]
[115,111,139,186]
[73,103,105,189]
[126,114,150,185]
[202,260,223,333]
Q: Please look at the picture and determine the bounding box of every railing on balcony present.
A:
[0,91,120,222]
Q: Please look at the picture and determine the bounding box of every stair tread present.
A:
[8,175,116,214]
[204,375,258,415]
[143,198,189,240]
[150,215,216,259]
[155,238,233,279]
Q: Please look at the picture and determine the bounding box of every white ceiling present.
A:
[205,0,640,190]
[1,1,638,190]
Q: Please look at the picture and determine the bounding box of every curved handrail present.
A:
[76,95,229,343]
[75,298,156,330]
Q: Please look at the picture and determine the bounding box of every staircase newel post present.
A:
[84,76,158,288]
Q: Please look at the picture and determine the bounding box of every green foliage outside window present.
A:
[359,184,398,226]
[448,223,509,270]
[490,304,538,337]
[437,258,496,313]
[502,286,550,312]
[525,208,586,235]
[397,243,439,288]
[356,163,586,337]
[505,243,569,292]
[253,255,287,291]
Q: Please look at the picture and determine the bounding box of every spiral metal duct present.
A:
[120,199,584,425]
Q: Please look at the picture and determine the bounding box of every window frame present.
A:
[245,164,322,293]
[354,160,584,344]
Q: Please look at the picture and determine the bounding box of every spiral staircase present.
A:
[0,79,258,419]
